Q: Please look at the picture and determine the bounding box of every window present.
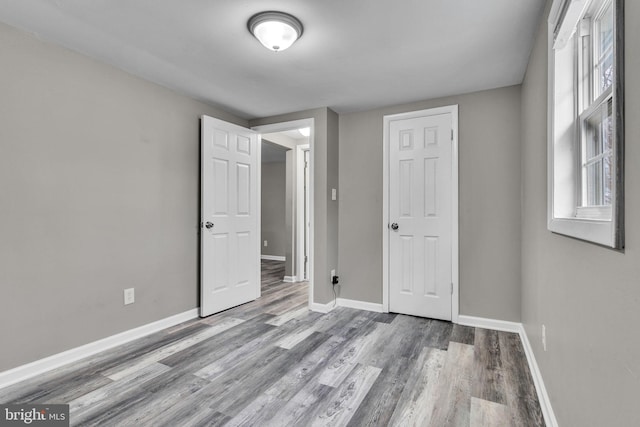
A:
[548,0,624,248]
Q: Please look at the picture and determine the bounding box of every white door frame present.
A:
[382,105,459,323]
[297,143,310,281]
[252,119,314,308]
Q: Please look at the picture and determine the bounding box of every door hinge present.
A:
[450,283,454,295]
[451,129,453,141]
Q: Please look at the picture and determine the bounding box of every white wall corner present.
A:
[0,308,199,390]
[336,298,384,313]
[308,300,335,314]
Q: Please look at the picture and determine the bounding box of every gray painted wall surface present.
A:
[250,108,339,304]
[521,1,640,425]
[339,86,522,321]
[261,162,286,258]
[0,22,246,371]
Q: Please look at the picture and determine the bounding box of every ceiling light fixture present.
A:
[248,11,303,52]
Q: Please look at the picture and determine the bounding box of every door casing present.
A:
[382,105,459,322]
[252,119,314,308]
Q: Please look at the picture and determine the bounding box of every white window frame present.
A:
[547,0,624,249]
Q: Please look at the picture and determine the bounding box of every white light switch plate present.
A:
[124,288,135,305]
[331,188,337,200]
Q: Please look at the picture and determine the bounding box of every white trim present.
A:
[261,255,286,261]
[336,298,383,313]
[253,118,315,314]
[0,308,199,390]
[457,315,522,333]
[309,301,335,314]
[382,105,459,322]
[283,275,297,283]
[296,144,310,282]
[518,324,559,427]
[457,315,558,427]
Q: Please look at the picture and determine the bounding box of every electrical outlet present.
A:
[542,324,547,351]
[264,240,268,247]
[330,269,335,279]
[124,288,135,305]
[331,189,337,201]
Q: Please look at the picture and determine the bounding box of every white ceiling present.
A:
[0,0,545,120]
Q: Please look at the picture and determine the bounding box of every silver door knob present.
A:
[391,223,399,230]
[205,222,214,229]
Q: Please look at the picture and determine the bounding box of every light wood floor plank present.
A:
[308,364,381,426]
[428,342,475,427]
[472,328,507,405]
[387,346,446,427]
[470,397,512,427]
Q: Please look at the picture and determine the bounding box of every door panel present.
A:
[201,115,259,317]
[389,112,453,320]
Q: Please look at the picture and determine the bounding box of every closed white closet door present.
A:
[388,112,453,320]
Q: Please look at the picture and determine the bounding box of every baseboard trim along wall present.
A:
[308,301,335,314]
[336,298,384,312]
[0,308,199,390]
[283,276,297,283]
[309,298,383,314]
[458,315,558,427]
[457,315,522,333]
[261,255,286,261]
[517,323,559,427]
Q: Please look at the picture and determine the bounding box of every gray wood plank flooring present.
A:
[0,260,545,426]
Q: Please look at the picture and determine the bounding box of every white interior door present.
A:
[200,115,260,317]
[388,111,454,320]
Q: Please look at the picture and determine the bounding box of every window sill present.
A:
[548,217,616,247]
[575,206,612,221]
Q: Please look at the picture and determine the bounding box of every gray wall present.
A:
[520,1,640,425]
[250,108,339,304]
[261,161,286,258]
[339,86,522,321]
[0,22,246,372]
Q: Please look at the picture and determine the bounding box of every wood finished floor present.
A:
[0,260,545,426]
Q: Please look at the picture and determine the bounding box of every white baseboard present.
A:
[309,301,336,314]
[0,308,199,390]
[283,276,297,283]
[457,314,558,427]
[336,298,383,313]
[457,315,522,333]
[261,255,286,261]
[517,324,559,427]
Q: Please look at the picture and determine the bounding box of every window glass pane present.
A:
[583,98,613,206]
[597,2,614,93]
[586,161,604,206]
[603,152,612,205]
[585,98,612,161]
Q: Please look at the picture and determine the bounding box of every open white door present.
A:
[387,107,457,321]
[200,115,260,317]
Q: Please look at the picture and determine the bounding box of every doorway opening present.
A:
[254,119,314,306]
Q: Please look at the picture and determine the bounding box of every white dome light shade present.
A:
[248,11,303,52]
